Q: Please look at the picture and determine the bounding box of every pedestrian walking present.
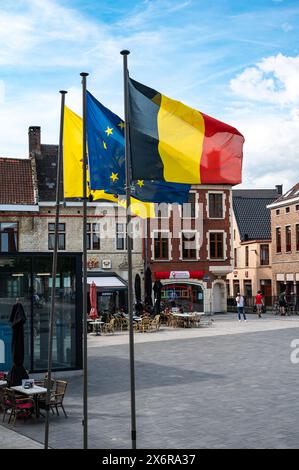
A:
[278,291,287,316]
[255,290,264,318]
[236,293,246,321]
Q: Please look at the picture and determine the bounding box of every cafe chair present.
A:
[2,389,35,425]
[102,318,115,335]
[48,380,68,418]
[139,317,151,333]
[150,315,161,331]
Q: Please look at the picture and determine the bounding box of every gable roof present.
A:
[269,182,299,207]
[233,188,280,241]
[0,158,35,205]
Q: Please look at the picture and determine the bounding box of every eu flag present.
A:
[86,91,190,204]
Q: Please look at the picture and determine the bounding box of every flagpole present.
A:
[120,49,137,450]
[80,71,89,450]
[44,90,67,450]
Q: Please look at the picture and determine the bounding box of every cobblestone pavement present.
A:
[1,313,299,449]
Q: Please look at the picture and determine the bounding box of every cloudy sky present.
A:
[0,0,298,191]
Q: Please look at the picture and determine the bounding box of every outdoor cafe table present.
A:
[172,312,205,327]
[89,320,104,336]
[10,385,47,417]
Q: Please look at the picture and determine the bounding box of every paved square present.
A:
[1,314,299,449]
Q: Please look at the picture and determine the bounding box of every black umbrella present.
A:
[144,267,153,307]
[7,300,29,386]
[134,274,142,303]
[153,280,162,315]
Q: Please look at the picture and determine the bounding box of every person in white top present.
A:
[236,293,246,321]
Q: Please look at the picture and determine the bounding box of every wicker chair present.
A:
[2,388,35,425]
[139,317,151,333]
[150,315,161,331]
[48,380,68,418]
[102,318,116,334]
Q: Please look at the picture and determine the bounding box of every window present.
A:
[286,207,290,213]
[260,244,269,265]
[116,223,133,250]
[244,280,252,298]
[285,226,291,252]
[0,222,18,252]
[245,246,249,267]
[233,280,240,297]
[48,223,65,250]
[234,248,237,268]
[87,223,100,250]
[182,193,196,218]
[233,229,236,241]
[116,223,125,250]
[296,205,299,211]
[209,193,223,218]
[276,227,281,253]
[154,232,169,260]
[155,203,169,218]
[181,232,197,260]
[210,232,224,259]
[276,209,280,215]
[296,224,299,251]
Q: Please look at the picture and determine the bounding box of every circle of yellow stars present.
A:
[101,122,126,184]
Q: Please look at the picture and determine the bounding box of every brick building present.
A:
[146,187,234,313]
[227,187,281,304]
[28,126,143,301]
[267,183,299,305]
[0,127,144,373]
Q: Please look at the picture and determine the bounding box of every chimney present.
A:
[275,184,283,195]
[28,126,41,154]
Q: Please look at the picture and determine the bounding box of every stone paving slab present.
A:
[1,314,299,449]
[0,425,44,449]
[87,313,299,348]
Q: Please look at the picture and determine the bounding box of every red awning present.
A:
[154,271,205,280]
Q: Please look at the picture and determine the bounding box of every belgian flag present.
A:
[128,78,244,185]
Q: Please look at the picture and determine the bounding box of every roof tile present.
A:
[0,158,35,205]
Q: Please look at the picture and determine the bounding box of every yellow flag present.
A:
[63,106,155,218]
[63,106,84,198]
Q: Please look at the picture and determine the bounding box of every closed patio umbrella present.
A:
[89,282,98,320]
[134,274,141,303]
[144,267,153,307]
[153,280,162,315]
[8,299,29,386]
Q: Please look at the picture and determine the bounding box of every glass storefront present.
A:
[0,253,82,372]
[161,283,204,312]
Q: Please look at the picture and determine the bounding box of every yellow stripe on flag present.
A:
[92,192,155,219]
[157,95,205,184]
[63,106,155,218]
[63,106,85,198]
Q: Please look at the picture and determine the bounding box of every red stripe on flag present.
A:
[200,113,244,185]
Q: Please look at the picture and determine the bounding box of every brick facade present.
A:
[146,185,233,313]
[268,185,299,300]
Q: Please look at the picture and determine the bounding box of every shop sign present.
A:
[169,271,190,279]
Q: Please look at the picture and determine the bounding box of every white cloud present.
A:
[230,53,299,105]
[229,53,299,190]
